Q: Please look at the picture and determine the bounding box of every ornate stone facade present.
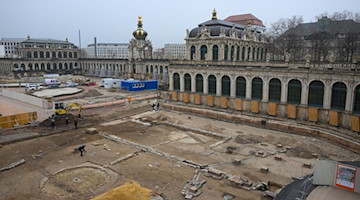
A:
[166,10,360,132]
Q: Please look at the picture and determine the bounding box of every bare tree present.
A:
[266,16,304,60]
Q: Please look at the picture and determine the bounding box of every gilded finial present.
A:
[212,9,217,20]
[27,35,30,40]
[247,19,252,27]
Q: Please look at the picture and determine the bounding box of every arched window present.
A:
[58,52,62,58]
[35,63,39,70]
[73,52,77,58]
[173,73,180,91]
[40,51,44,58]
[252,77,263,100]
[241,47,245,61]
[34,51,38,58]
[27,51,32,58]
[184,73,191,92]
[224,45,228,61]
[200,45,207,60]
[236,76,246,98]
[150,66,153,73]
[63,52,67,58]
[69,52,73,58]
[212,45,218,61]
[308,81,324,107]
[53,63,57,70]
[47,63,51,70]
[21,64,25,70]
[331,82,347,111]
[196,74,203,93]
[190,46,195,60]
[46,51,50,58]
[287,79,302,104]
[41,63,45,70]
[160,66,163,73]
[222,76,231,96]
[208,75,217,95]
[28,63,33,71]
[236,46,240,61]
[269,78,281,102]
[64,63,68,70]
[354,85,360,114]
[146,65,149,73]
[70,63,73,69]
[52,52,56,58]
[230,46,235,61]
[59,63,63,70]
[13,63,18,69]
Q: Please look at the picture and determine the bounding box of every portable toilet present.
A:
[101,78,113,87]
[104,78,114,89]
[112,79,123,89]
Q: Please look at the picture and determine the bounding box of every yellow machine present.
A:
[54,102,82,116]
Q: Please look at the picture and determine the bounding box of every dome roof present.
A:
[188,10,260,38]
[133,16,148,40]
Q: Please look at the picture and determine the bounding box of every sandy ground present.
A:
[0,102,359,200]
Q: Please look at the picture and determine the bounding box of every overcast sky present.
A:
[0,0,359,48]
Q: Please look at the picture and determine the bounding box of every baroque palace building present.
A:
[166,10,360,132]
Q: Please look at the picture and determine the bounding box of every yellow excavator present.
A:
[54,102,83,117]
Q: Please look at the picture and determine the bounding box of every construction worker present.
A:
[51,118,56,129]
[74,119,78,129]
[78,145,86,156]
[65,117,70,127]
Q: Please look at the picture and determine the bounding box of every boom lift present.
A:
[54,102,83,117]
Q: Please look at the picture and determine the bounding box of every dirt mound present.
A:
[234,134,261,144]
[286,144,329,159]
[39,114,76,127]
[81,89,103,98]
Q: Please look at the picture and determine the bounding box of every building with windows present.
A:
[0,36,81,78]
[164,44,186,59]
[166,10,360,132]
[276,17,360,62]
[224,13,266,33]
[83,43,129,59]
[0,38,26,57]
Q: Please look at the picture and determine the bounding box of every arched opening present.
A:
[222,76,231,96]
[190,46,196,60]
[41,63,45,70]
[21,64,25,71]
[58,52,62,58]
[40,51,44,58]
[287,79,302,104]
[308,80,324,107]
[46,51,50,58]
[241,47,245,61]
[27,51,32,58]
[208,75,217,95]
[35,63,39,70]
[230,46,235,61]
[212,45,218,61]
[34,51,38,58]
[196,74,203,93]
[252,77,263,100]
[331,82,347,111]
[59,63,63,70]
[28,63,33,71]
[236,46,240,61]
[200,45,207,60]
[184,73,191,92]
[173,73,180,91]
[236,76,246,98]
[53,63,57,70]
[65,63,68,70]
[224,45,228,61]
[47,63,51,70]
[354,85,360,114]
[269,78,281,102]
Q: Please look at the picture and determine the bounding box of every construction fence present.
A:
[0,112,37,129]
